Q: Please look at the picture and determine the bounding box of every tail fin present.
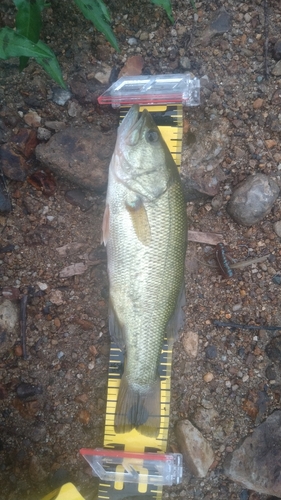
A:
[114,375,161,437]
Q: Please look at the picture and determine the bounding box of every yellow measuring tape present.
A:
[98,104,183,500]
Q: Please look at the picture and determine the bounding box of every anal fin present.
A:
[108,300,125,351]
[166,280,186,346]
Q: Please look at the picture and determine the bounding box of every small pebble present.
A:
[65,189,92,210]
[205,345,217,359]
[128,37,137,45]
[67,101,80,117]
[77,409,90,425]
[54,317,61,328]
[14,344,23,357]
[204,372,214,383]
[240,490,249,500]
[52,88,71,106]
[272,275,281,285]
[265,337,281,363]
[180,56,191,70]
[37,127,51,141]
[253,98,263,109]
[37,282,48,291]
[16,382,43,399]
[273,220,281,237]
[182,331,198,358]
[24,110,41,127]
[232,303,242,312]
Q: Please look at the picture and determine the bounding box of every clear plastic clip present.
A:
[98,74,200,107]
[80,448,183,486]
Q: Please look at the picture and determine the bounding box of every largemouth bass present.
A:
[102,105,187,437]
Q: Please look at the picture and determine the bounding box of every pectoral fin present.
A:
[125,197,151,246]
[166,280,186,346]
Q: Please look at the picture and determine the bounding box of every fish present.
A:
[102,105,187,437]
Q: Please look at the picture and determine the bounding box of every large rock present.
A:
[227,173,280,226]
[176,419,215,477]
[224,411,281,496]
[35,126,116,192]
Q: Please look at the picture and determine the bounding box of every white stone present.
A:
[176,419,215,477]
[37,282,48,291]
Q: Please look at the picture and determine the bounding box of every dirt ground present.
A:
[0,0,281,499]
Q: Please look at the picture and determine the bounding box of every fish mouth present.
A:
[118,105,152,145]
[118,104,140,137]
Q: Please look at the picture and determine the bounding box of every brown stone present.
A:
[36,126,116,191]
[118,55,144,78]
[253,98,264,109]
[265,139,277,149]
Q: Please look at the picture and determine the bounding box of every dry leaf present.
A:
[56,242,84,256]
[59,262,88,277]
[27,170,56,196]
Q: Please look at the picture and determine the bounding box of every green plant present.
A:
[0,0,174,89]
[151,0,174,23]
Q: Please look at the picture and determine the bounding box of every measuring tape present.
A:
[81,103,184,500]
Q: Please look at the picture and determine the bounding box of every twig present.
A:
[264,0,269,79]
[20,294,28,360]
[230,254,270,269]
[213,320,281,331]
[188,230,224,245]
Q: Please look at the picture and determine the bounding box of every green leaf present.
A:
[150,0,174,23]
[14,0,43,70]
[0,27,66,88]
[73,0,119,52]
[13,0,47,13]
[14,0,42,42]
[96,0,111,22]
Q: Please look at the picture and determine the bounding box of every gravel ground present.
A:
[0,0,281,499]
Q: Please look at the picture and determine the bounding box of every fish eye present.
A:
[145,129,159,144]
